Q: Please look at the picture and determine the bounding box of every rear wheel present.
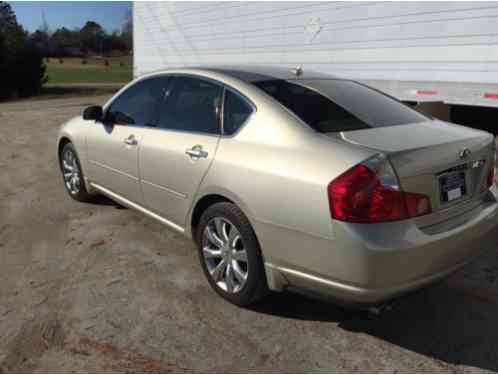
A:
[196,202,268,306]
[60,143,92,202]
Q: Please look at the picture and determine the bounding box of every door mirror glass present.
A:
[83,105,103,121]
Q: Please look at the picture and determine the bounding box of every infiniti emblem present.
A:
[459,148,471,159]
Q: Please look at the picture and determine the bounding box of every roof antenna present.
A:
[290,17,322,78]
[291,65,303,77]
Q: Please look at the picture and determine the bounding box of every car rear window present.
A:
[253,79,427,133]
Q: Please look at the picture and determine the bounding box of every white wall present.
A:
[134,2,498,83]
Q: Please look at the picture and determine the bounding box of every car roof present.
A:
[161,65,338,83]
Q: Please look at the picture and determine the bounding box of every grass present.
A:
[19,87,120,101]
[45,56,132,84]
[0,57,130,102]
[0,86,120,103]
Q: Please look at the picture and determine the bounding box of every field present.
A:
[45,56,133,84]
[1,94,498,372]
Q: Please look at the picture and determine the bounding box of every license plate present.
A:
[439,171,467,203]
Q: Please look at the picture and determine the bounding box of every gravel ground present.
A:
[1,95,498,373]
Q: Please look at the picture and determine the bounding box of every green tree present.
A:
[0,2,46,100]
[0,29,5,69]
[31,29,51,55]
[80,21,105,53]
[51,27,80,55]
[106,31,127,52]
[0,1,17,30]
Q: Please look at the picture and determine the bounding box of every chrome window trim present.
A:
[154,72,257,112]
[220,87,226,136]
[141,125,222,140]
[101,72,257,137]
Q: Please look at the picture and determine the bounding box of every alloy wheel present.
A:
[202,217,249,293]
[62,149,81,195]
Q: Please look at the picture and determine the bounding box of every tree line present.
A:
[0,1,132,100]
[32,18,132,57]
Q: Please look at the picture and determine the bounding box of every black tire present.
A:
[196,202,269,306]
[59,143,93,202]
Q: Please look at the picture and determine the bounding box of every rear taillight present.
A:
[482,154,496,192]
[328,155,431,223]
[486,166,495,189]
[488,168,495,187]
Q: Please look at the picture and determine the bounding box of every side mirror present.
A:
[83,105,103,122]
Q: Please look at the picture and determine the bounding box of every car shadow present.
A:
[251,273,498,372]
[250,290,356,322]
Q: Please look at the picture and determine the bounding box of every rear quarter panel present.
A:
[192,103,376,269]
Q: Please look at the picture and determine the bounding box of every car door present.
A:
[139,75,223,228]
[86,77,166,204]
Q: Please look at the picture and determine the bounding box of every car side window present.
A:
[106,77,167,126]
[157,76,222,134]
[223,89,253,136]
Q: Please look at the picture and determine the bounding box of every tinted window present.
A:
[223,90,253,135]
[158,76,222,134]
[253,79,427,133]
[106,77,166,126]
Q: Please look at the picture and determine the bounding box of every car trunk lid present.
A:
[333,120,495,226]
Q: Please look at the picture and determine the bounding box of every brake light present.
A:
[487,167,495,188]
[328,155,431,223]
[482,154,496,192]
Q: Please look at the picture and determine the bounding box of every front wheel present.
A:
[60,143,92,202]
[196,202,269,306]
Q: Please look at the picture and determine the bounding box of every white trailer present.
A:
[133,2,498,110]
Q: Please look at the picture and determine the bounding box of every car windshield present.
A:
[253,79,428,133]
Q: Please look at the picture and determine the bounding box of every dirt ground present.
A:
[1,95,498,373]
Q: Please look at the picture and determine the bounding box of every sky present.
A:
[10,1,132,33]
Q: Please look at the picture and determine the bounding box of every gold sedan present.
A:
[57,66,498,307]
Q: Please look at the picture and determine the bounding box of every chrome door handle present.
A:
[185,145,208,159]
[124,135,138,146]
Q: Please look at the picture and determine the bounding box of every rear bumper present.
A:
[270,257,470,306]
[262,188,498,304]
